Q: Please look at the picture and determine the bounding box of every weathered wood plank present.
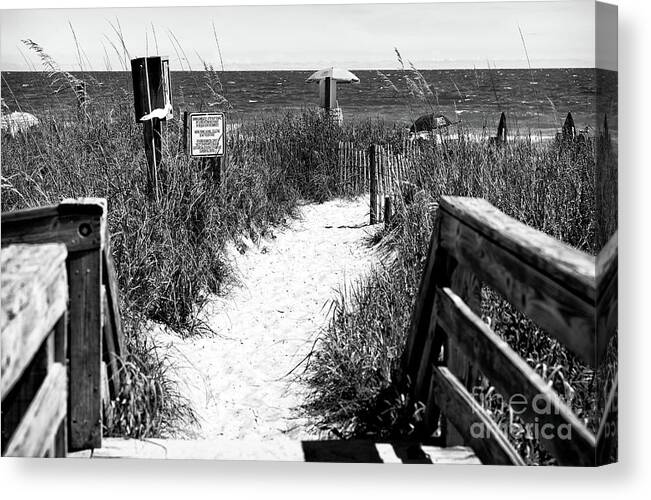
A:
[431,366,524,465]
[436,286,596,465]
[101,361,110,409]
[448,264,481,387]
[439,197,595,302]
[445,264,481,446]
[1,244,68,396]
[102,285,121,398]
[3,362,67,457]
[67,248,103,451]
[1,199,106,253]
[102,228,125,359]
[438,211,596,366]
[74,437,480,463]
[1,330,50,454]
[403,211,442,384]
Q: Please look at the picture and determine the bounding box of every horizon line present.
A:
[2,65,609,73]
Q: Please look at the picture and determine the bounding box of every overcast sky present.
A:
[0,1,603,71]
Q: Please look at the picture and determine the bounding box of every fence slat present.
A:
[436,286,596,466]
[345,142,350,194]
[369,145,378,224]
[364,149,369,191]
[3,363,67,457]
[431,366,525,465]
[355,149,360,192]
[102,238,124,358]
[102,285,121,399]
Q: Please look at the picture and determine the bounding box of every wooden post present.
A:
[66,246,102,451]
[131,56,172,202]
[562,112,576,141]
[497,111,507,143]
[183,111,188,153]
[210,157,222,185]
[142,118,162,201]
[369,144,378,224]
[384,196,392,228]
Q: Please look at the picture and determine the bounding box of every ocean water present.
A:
[2,68,617,136]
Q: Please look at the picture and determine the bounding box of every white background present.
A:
[1,1,648,498]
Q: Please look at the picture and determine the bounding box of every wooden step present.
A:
[69,438,481,464]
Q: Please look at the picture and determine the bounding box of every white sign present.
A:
[190,112,225,157]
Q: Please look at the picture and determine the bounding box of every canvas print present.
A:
[0,0,617,466]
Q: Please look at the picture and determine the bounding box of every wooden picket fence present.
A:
[1,198,124,456]
[337,140,423,224]
[225,130,425,226]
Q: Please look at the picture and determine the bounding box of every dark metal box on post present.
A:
[131,56,172,202]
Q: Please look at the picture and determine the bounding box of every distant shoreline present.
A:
[1,67,618,74]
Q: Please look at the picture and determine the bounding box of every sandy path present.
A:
[151,196,378,442]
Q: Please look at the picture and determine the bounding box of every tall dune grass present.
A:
[2,38,616,455]
[1,59,397,437]
[305,134,617,465]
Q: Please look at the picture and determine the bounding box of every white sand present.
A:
[151,196,379,442]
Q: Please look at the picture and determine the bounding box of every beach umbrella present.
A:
[409,113,455,133]
[306,67,360,84]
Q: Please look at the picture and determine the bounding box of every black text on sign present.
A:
[190,112,225,157]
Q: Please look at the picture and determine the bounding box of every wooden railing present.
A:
[1,244,68,457]
[402,197,618,466]
[1,198,124,456]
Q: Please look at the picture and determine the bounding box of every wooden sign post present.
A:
[131,56,172,202]
[497,111,507,143]
[188,112,226,184]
